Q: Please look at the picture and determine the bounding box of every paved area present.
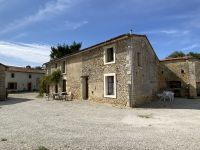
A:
[0,93,200,150]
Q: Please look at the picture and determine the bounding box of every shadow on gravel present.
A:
[140,98,200,110]
[0,97,33,106]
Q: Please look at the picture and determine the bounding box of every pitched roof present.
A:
[45,33,158,64]
[6,66,45,74]
[160,56,199,62]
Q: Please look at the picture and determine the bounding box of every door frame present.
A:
[81,76,89,100]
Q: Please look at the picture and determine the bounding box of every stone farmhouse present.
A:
[159,57,200,98]
[5,66,45,92]
[45,34,159,107]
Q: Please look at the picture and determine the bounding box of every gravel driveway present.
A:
[0,93,200,150]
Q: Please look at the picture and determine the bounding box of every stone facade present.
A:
[46,34,159,107]
[0,64,6,100]
[5,66,45,92]
[159,58,200,98]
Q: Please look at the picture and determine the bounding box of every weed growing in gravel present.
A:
[35,146,49,150]
[1,138,7,141]
[137,114,152,119]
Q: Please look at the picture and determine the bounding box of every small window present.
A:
[55,63,57,69]
[137,52,142,67]
[104,73,116,98]
[29,74,32,79]
[11,73,15,78]
[181,69,185,74]
[104,46,115,64]
[62,61,66,73]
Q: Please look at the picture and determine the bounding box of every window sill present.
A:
[104,61,115,65]
[104,95,116,99]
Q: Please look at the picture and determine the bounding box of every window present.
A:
[137,52,142,67]
[63,80,66,92]
[62,61,66,73]
[181,69,185,74]
[104,46,115,64]
[104,73,116,98]
[11,73,15,78]
[29,74,32,79]
[8,83,17,90]
[55,63,57,69]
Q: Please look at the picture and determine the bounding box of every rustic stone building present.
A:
[45,34,159,107]
[159,57,200,98]
[0,63,7,100]
[5,66,45,92]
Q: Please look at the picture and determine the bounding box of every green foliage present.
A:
[187,52,200,59]
[39,70,62,95]
[50,70,62,84]
[39,75,51,95]
[167,51,200,59]
[167,51,186,58]
[50,42,82,59]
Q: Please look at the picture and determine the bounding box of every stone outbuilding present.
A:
[5,66,45,92]
[159,57,200,98]
[45,34,159,107]
[0,63,7,100]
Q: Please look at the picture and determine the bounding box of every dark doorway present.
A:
[28,83,32,91]
[55,85,58,93]
[82,76,89,100]
[197,82,200,96]
[63,80,66,92]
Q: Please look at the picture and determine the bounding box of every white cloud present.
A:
[146,29,190,36]
[182,44,200,51]
[0,41,50,64]
[64,20,88,30]
[0,0,79,34]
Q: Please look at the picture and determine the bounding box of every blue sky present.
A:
[0,0,199,67]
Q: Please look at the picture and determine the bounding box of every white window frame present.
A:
[104,73,116,98]
[104,45,116,65]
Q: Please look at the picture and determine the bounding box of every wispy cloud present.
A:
[64,20,88,30]
[146,29,190,37]
[182,44,200,51]
[0,41,50,65]
[0,0,79,34]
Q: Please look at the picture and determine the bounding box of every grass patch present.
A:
[137,114,152,119]
[35,146,49,150]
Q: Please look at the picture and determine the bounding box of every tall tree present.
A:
[167,51,186,58]
[50,42,82,59]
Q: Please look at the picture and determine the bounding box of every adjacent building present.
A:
[5,66,45,92]
[0,63,7,100]
[45,34,159,107]
[159,57,200,98]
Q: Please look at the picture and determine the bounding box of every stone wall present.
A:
[159,59,200,98]
[131,37,159,106]
[195,61,200,82]
[81,39,129,106]
[0,64,6,100]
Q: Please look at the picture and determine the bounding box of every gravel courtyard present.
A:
[1,93,200,150]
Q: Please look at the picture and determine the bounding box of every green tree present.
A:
[167,51,186,58]
[50,42,82,59]
[50,70,62,84]
[187,52,200,59]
